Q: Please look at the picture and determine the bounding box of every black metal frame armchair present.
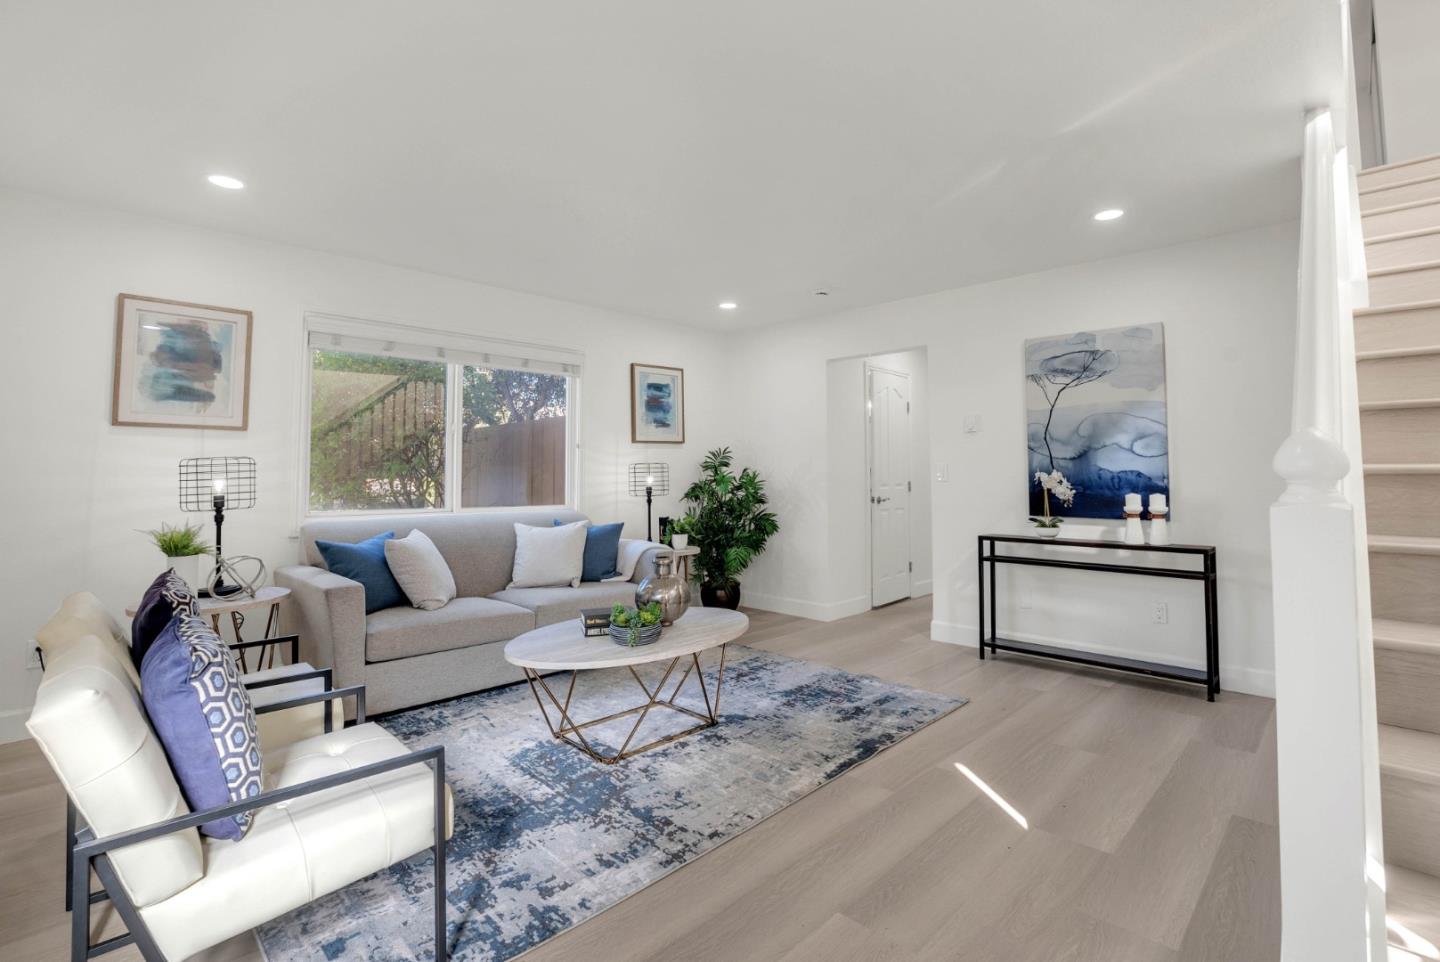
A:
[56,637,449,962]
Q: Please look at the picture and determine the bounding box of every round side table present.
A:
[128,586,291,671]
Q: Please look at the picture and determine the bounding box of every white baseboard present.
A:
[910,579,933,598]
[930,620,1274,698]
[0,708,32,744]
[743,590,872,623]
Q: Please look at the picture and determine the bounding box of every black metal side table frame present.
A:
[977,534,1219,701]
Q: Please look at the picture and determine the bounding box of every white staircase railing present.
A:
[1270,104,1385,961]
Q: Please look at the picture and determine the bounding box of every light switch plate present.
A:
[963,414,981,434]
[935,463,950,482]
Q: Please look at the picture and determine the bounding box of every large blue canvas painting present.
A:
[1025,324,1169,519]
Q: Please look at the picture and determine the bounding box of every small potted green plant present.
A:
[666,512,695,550]
[609,601,664,646]
[144,522,212,591]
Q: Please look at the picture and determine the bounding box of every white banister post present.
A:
[1271,108,1387,962]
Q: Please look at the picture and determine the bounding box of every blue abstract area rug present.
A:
[255,645,965,962]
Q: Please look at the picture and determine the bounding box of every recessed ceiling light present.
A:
[207,174,245,190]
[718,301,738,310]
[1093,208,1124,221]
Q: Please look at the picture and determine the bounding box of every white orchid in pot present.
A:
[1031,470,1076,538]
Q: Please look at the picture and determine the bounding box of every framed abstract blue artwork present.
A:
[631,362,685,444]
[112,294,252,430]
[1025,323,1169,519]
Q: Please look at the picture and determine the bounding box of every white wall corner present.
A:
[742,591,872,623]
[0,708,32,745]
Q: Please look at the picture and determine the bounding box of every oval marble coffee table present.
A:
[504,607,749,764]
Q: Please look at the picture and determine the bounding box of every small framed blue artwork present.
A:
[1025,323,1169,519]
[112,294,253,430]
[630,363,685,444]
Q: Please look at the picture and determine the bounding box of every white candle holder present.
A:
[1149,505,1171,545]
[1123,508,1146,545]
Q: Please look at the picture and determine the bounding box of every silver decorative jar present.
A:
[635,555,691,626]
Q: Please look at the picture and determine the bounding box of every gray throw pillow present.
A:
[384,529,457,610]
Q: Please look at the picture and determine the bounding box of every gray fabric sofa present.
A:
[276,509,664,714]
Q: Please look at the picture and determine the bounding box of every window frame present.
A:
[299,313,581,520]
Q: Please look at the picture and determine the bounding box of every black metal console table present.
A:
[977,534,1219,701]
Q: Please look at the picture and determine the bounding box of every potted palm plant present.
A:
[681,447,779,609]
[144,522,212,592]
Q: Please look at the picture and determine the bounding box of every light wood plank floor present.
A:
[0,598,1280,961]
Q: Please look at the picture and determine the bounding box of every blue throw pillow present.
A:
[316,532,406,613]
[141,613,263,841]
[130,570,199,670]
[558,520,623,581]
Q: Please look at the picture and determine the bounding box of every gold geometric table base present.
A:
[522,644,728,764]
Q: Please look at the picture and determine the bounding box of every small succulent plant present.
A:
[611,601,663,644]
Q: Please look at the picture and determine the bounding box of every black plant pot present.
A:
[701,582,742,610]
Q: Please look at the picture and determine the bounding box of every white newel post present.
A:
[1271,108,1387,962]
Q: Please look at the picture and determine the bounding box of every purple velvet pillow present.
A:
[130,570,199,670]
[141,613,263,840]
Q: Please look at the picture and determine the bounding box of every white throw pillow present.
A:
[384,529,457,610]
[510,521,587,589]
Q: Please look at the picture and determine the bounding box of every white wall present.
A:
[0,187,731,741]
[733,222,1298,695]
[1374,0,1440,162]
[804,349,931,622]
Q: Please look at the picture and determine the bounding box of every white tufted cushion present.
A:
[39,633,137,692]
[62,590,126,637]
[37,592,140,687]
[26,642,204,908]
[137,723,450,962]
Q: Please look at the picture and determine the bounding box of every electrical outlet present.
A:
[25,644,43,671]
[1151,602,1169,625]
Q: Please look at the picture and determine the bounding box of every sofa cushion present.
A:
[37,593,141,687]
[131,570,200,669]
[315,531,406,614]
[28,645,204,909]
[301,509,588,599]
[136,724,447,962]
[560,519,623,582]
[510,521,587,589]
[141,614,263,840]
[365,596,535,663]
[384,528,457,610]
[490,581,642,628]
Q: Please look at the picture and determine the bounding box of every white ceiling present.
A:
[0,2,1339,330]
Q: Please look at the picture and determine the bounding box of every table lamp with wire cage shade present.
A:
[179,456,257,597]
[628,463,669,542]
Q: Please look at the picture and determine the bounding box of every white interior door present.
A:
[869,367,911,607]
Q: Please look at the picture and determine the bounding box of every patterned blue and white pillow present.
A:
[141,613,263,840]
[130,569,200,669]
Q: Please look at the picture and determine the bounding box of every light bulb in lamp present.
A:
[646,475,654,487]
[213,478,226,494]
